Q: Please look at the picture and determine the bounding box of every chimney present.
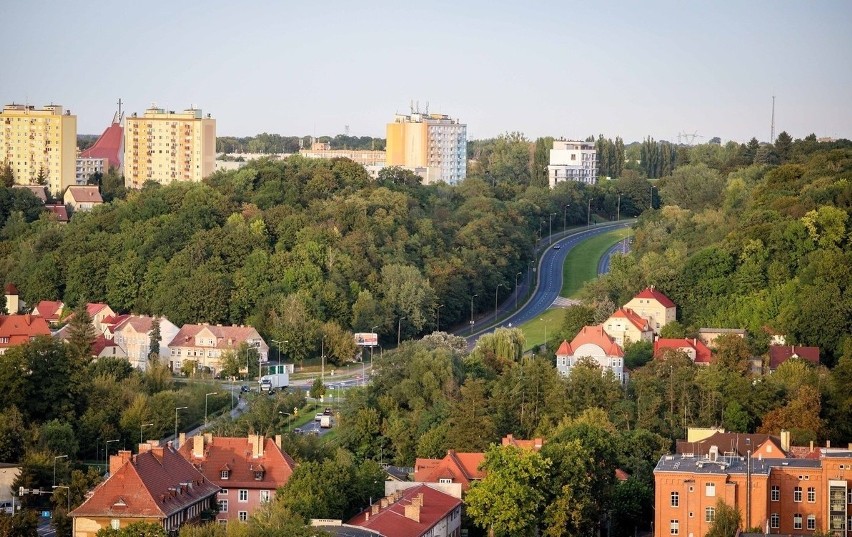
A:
[826,440,831,448]
[810,441,814,451]
[110,450,133,475]
[780,430,790,452]
[275,435,282,449]
[178,432,186,450]
[204,433,212,443]
[404,503,421,522]
[365,512,370,521]
[139,442,152,454]
[371,504,380,515]
[151,445,165,462]
[193,435,205,459]
[380,498,388,509]
[255,435,264,458]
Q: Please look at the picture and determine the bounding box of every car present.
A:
[315,413,324,421]
[240,385,250,393]
[0,501,13,514]
[293,428,303,434]
[323,408,332,415]
[552,244,561,250]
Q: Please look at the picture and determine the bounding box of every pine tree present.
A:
[35,166,47,186]
[66,305,97,364]
[149,318,161,359]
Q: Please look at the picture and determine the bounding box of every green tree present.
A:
[97,522,167,537]
[0,161,13,187]
[705,500,742,537]
[149,318,161,359]
[66,305,97,363]
[446,378,496,451]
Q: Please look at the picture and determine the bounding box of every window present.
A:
[238,511,247,521]
[111,520,120,530]
[705,482,716,497]
[705,507,716,522]
[219,489,228,495]
[217,500,228,512]
[771,485,780,501]
[670,491,679,507]
[794,486,802,502]
[259,490,271,503]
[793,513,802,530]
[808,487,816,503]
[670,520,679,535]
[807,515,816,530]
[439,478,453,484]
[238,489,248,502]
[220,470,229,480]
[770,513,779,529]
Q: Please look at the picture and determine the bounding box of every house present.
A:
[70,442,219,537]
[32,300,65,325]
[653,444,852,537]
[654,338,713,366]
[675,431,790,459]
[697,328,747,347]
[622,286,676,334]
[0,463,21,508]
[3,283,21,314]
[501,434,544,451]
[602,307,654,347]
[63,186,104,212]
[768,345,820,372]
[413,450,485,493]
[12,184,47,203]
[0,314,51,354]
[177,434,296,523]
[45,204,69,223]
[555,326,626,383]
[167,323,268,377]
[346,484,462,537]
[92,334,127,360]
[113,315,179,370]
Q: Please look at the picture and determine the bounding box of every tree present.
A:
[96,522,167,537]
[446,379,496,451]
[705,500,742,537]
[149,318,161,359]
[0,161,13,187]
[66,305,97,364]
[774,131,793,162]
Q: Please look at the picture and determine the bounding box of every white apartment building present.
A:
[547,139,597,186]
[386,110,467,185]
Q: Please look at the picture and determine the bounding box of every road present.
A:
[463,221,633,346]
[598,237,631,275]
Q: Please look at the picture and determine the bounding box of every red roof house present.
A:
[32,300,65,324]
[555,326,627,383]
[80,120,124,170]
[768,345,820,371]
[414,450,485,492]
[654,338,713,365]
[0,314,51,353]
[623,286,677,334]
[70,443,219,536]
[45,204,69,223]
[177,434,296,523]
[347,484,462,537]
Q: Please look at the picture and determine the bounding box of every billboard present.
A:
[354,332,378,347]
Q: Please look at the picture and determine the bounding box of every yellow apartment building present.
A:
[123,106,215,188]
[386,109,466,185]
[0,103,77,196]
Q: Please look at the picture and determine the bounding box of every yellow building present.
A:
[0,103,77,196]
[386,109,466,185]
[123,106,215,188]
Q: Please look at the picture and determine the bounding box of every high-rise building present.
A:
[386,110,466,185]
[0,103,77,196]
[123,106,215,188]
[548,139,597,186]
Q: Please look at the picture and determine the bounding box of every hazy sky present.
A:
[2,1,850,143]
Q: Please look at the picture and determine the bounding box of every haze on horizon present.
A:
[2,0,850,144]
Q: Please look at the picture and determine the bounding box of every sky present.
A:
[2,0,850,144]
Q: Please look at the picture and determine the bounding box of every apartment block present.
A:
[0,103,77,195]
[386,109,466,185]
[124,106,215,188]
[548,139,597,186]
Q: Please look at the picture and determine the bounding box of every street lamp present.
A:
[436,304,444,332]
[548,212,556,245]
[53,455,67,486]
[174,407,187,448]
[279,411,291,433]
[650,184,656,209]
[616,192,621,222]
[514,271,522,310]
[321,335,326,381]
[271,339,287,363]
[397,317,406,346]
[587,199,593,227]
[540,317,549,349]
[104,439,119,473]
[205,392,218,426]
[140,423,154,445]
[470,294,478,335]
[52,485,70,514]
[563,204,570,231]
[494,283,504,319]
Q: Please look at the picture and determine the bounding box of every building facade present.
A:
[63,185,104,211]
[623,286,677,335]
[0,103,77,195]
[555,326,626,383]
[547,140,597,186]
[603,307,654,347]
[167,323,268,377]
[123,106,215,188]
[112,315,179,370]
[78,112,124,184]
[386,110,466,185]
[347,484,463,537]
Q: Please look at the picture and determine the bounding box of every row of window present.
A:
[771,485,818,502]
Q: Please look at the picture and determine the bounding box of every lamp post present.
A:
[104,439,119,473]
[174,407,187,448]
[650,184,656,209]
[616,192,621,222]
[541,317,549,349]
[52,485,70,514]
[279,411,291,433]
[587,198,593,227]
[548,212,556,245]
[140,423,154,446]
[397,317,405,346]
[321,335,326,381]
[494,283,504,319]
[53,455,67,486]
[469,294,478,335]
[205,392,218,426]
[538,220,543,242]
[514,271,522,310]
[563,204,570,231]
[436,304,444,332]
[271,339,287,364]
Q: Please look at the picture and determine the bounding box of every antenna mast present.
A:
[770,95,776,143]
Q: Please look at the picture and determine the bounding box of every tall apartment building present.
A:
[123,106,215,188]
[386,110,466,185]
[0,103,77,195]
[548,139,597,187]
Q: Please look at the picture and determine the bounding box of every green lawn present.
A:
[517,308,565,352]
[561,228,629,297]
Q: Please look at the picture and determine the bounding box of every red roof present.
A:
[348,484,462,537]
[633,287,676,308]
[654,338,713,364]
[66,186,104,204]
[177,435,295,490]
[80,121,123,169]
[768,345,820,370]
[92,334,123,356]
[609,307,652,331]
[167,323,265,351]
[501,435,545,451]
[557,326,624,358]
[4,283,18,295]
[45,204,69,222]
[33,300,64,322]
[414,450,485,491]
[70,445,219,519]
[0,314,51,348]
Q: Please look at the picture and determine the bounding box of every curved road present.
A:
[465,221,633,346]
[598,237,631,274]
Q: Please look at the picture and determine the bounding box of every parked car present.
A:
[323,408,332,415]
[293,428,303,434]
[315,413,324,421]
[240,385,250,393]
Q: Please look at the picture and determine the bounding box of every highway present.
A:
[464,221,633,346]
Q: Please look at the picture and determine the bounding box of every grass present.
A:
[517,308,565,352]
[561,228,629,297]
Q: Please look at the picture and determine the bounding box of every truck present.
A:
[320,415,332,428]
[258,363,293,393]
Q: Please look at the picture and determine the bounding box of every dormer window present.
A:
[254,470,264,480]
[221,469,230,480]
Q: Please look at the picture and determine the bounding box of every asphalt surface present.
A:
[598,237,631,275]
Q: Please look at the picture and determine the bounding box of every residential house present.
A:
[697,328,747,347]
[414,450,485,493]
[555,326,626,383]
[768,345,820,372]
[32,300,65,325]
[654,444,852,537]
[45,204,69,223]
[654,338,713,366]
[54,303,119,343]
[113,315,179,370]
[177,434,296,524]
[0,314,51,354]
[12,184,47,203]
[92,335,127,360]
[4,283,21,314]
[70,442,219,537]
[167,323,268,377]
[602,307,654,347]
[63,186,104,212]
[346,484,462,537]
[623,286,676,334]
